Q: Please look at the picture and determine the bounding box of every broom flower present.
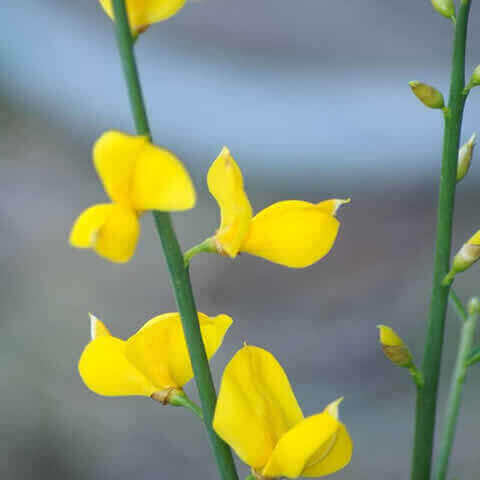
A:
[213,345,353,479]
[70,130,195,263]
[79,312,232,400]
[185,147,349,268]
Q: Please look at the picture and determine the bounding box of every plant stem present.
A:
[449,289,468,323]
[411,3,471,479]
[111,2,239,479]
[434,306,478,480]
[170,391,204,420]
[184,238,217,267]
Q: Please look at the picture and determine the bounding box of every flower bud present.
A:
[444,230,480,284]
[431,0,455,19]
[457,133,476,182]
[377,325,413,368]
[468,65,480,88]
[409,81,445,109]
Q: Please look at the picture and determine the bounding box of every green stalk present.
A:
[411,2,471,479]
[449,289,468,323]
[111,2,239,479]
[434,302,478,480]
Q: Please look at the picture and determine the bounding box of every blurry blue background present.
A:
[2,1,480,478]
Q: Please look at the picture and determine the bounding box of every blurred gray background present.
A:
[2,0,480,479]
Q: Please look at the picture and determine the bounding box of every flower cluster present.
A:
[71,1,354,479]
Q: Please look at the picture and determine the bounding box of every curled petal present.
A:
[125,312,232,390]
[131,143,196,212]
[69,204,112,248]
[302,423,353,478]
[263,400,352,478]
[99,0,187,35]
[213,345,303,470]
[69,203,140,263]
[241,200,341,268]
[207,147,253,257]
[78,336,155,397]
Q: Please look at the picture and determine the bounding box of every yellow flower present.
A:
[213,345,353,479]
[99,0,187,36]
[202,147,349,268]
[69,131,196,263]
[79,312,232,398]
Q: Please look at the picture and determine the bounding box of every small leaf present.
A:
[466,346,480,366]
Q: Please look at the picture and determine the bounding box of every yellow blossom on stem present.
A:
[185,147,349,268]
[69,130,196,263]
[213,345,353,479]
[79,312,232,398]
[99,0,187,36]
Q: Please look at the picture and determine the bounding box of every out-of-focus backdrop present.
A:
[2,1,480,479]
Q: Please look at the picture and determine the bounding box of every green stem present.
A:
[434,306,478,480]
[411,3,471,479]
[449,289,468,322]
[170,391,204,420]
[111,2,239,480]
[184,237,217,267]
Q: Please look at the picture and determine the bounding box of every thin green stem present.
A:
[170,391,204,420]
[434,307,478,480]
[184,237,217,267]
[449,289,468,322]
[111,2,239,480]
[411,3,471,479]
[409,365,424,389]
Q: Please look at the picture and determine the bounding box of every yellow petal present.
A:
[89,313,112,340]
[69,204,113,248]
[125,312,232,390]
[302,398,353,477]
[70,203,139,262]
[207,147,253,257]
[94,204,140,263]
[130,143,196,212]
[78,336,155,397]
[93,131,146,207]
[213,345,303,471]
[302,423,353,477]
[377,325,405,347]
[263,399,352,479]
[468,229,480,246]
[99,0,187,34]
[241,200,341,268]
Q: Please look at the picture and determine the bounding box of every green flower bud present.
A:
[409,81,445,109]
[431,0,455,19]
[444,230,480,284]
[469,65,480,87]
[457,133,476,182]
